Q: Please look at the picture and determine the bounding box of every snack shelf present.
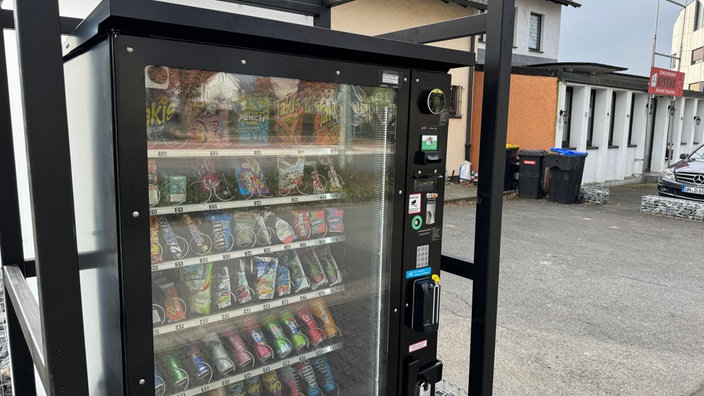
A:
[151,235,346,272]
[149,192,346,216]
[153,285,345,337]
[165,342,343,396]
[148,146,343,159]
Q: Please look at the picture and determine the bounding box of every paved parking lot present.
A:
[438,183,704,395]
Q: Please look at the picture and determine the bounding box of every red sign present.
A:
[648,67,684,97]
[523,160,536,165]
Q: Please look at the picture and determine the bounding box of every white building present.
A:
[671,0,704,91]
[476,0,581,65]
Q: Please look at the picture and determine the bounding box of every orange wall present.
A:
[471,72,559,172]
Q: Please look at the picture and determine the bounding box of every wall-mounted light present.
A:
[695,116,701,126]
[668,105,676,116]
[559,109,569,124]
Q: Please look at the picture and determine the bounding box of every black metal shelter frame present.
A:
[0,0,513,394]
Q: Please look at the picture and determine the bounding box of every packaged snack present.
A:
[275,263,291,297]
[187,100,229,146]
[255,213,272,246]
[179,263,213,315]
[234,158,269,197]
[191,159,220,202]
[326,208,344,233]
[157,215,187,260]
[212,264,233,309]
[150,216,162,264]
[164,175,187,204]
[264,214,295,244]
[159,282,186,322]
[234,95,270,146]
[273,92,303,145]
[308,165,326,194]
[277,156,304,195]
[315,245,342,286]
[148,160,159,206]
[232,259,254,304]
[252,256,277,300]
[208,212,233,252]
[309,210,328,238]
[146,86,181,143]
[280,252,310,293]
[233,212,258,248]
[318,156,343,192]
[182,214,211,255]
[297,248,327,290]
[289,211,312,240]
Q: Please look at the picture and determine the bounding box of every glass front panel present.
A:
[146,66,397,395]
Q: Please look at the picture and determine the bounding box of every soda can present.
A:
[309,299,340,338]
[261,371,284,396]
[154,366,165,393]
[222,328,254,368]
[262,315,293,358]
[244,375,263,396]
[294,305,326,346]
[188,345,212,381]
[277,310,308,351]
[311,356,338,394]
[203,334,234,375]
[242,318,274,362]
[164,352,189,389]
[225,380,247,396]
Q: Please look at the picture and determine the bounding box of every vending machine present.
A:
[63,5,471,395]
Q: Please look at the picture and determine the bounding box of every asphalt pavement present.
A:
[437,183,704,396]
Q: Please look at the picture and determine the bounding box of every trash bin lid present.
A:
[550,147,588,157]
[506,144,520,150]
[518,149,547,157]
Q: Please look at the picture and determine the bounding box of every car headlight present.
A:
[659,168,675,181]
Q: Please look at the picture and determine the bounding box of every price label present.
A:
[199,257,209,263]
[208,204,218,210]
[243,308,251,314]
[318,239,325,245]
[157,151,168,157]
[173,207,184,213]
[291,197,299,203]
[330,148,339,154]
[153,329,160,336]
[200,318,209,325]
[200,385,210,392]
[284,245,292,250]
[263,248,272,253]
[174,261,184,268]
[253,150,262,156]
[299,355,306,361]
[262,303,271,309]
[253,200,262,206]
[222,254,231,260]
[244,373,252,379]
[221,313,230,320]
[281,299,289,305]
[209,151,219,156]
[299,242,307,248]
[175,324,184,330]
[149,209,157,216]
[221,380,230,387]
[262,367,271,373]
[151,265,158,272]
[244,250,253,256]
[299,295,307,301]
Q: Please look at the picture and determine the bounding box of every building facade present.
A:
[671,0,704,91]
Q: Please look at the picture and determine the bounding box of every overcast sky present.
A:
[559,0,683,76]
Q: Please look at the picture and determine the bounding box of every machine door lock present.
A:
[411,277,440,333]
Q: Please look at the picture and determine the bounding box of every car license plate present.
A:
[682,186,704,195]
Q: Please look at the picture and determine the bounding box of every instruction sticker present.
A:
[421,135,438,151]
[409,193,421,214]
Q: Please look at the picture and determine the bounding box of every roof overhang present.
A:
[547,0,582,7]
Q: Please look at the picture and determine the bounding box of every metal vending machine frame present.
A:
[0,0,514,395]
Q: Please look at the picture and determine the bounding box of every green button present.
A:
[411,215,423,230]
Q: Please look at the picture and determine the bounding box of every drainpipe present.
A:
[465,36,476,162]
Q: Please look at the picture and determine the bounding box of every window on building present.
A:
[562,86,573,148]
[690,82,704,91]
[671,53,679,70]
[586,90,596,147]
[608,92,617,146]
[529,13,543,51]
[448,85,463,118]
[628,93,636,145]
[692,46,704,65]
[696,0,704,31]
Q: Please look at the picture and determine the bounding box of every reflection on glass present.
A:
[147,65,397,395]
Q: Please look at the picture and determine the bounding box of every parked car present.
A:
[657,144,704,201]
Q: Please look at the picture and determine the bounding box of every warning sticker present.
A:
[409,193,421,214]
[409,339,428,353]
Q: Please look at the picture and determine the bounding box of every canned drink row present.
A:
[150,207,344,263]
[152,248,343,323]
[148,156,344,207]
[155,299,340,393]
